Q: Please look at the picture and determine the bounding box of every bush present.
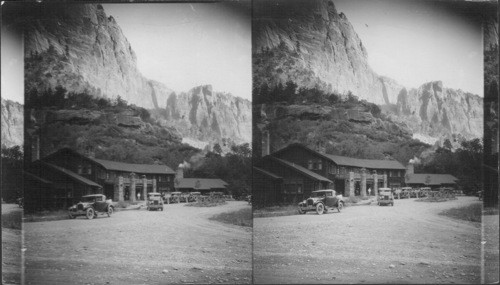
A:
[185,195,227,207]
[209,208,252,227]
[1,211,22,230]
[439,203,482,223]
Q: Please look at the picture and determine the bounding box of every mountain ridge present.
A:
[253,0,483,142]
[21,3,251,148]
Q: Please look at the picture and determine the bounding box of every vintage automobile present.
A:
[188,192,201,202]
[147,192,164,211]
[169,191,183,203]
[298,189,344,215]
[377,187,394,206]
[68,194,114,219]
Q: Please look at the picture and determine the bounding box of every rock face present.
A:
[22,3,251,147]
[394,81,483,140]
[253,0,483,141]
[253,0,403,105]
[160,85,252,145]
[1,99,24,148]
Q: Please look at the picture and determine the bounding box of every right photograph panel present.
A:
[252,0,494,283]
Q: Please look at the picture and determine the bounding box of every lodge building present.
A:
[253,143,407,205]
[24,148,176,211]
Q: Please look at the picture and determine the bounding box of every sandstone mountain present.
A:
[157,85,251,147]
[21,3,251,148]
[253,0,483,143]
[1,99,23,148]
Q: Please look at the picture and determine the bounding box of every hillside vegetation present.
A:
[254,82,431,164]
[26,86,199,169]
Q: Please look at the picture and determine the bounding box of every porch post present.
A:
[373,172,378,199]
[349,172,355,198]
[383,174,388,188]
[115,176,124,202]
[360,168,366,198]
[142,176,147,201]
[153,179,157,192]
[129,173,136,202]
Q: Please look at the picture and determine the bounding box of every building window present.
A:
[389,171,393,177]
[318,160,322,170]
[308,160,313,170]
[77,165,83,174]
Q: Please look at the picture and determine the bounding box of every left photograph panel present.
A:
[1,2,252,284]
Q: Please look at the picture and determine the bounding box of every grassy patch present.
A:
[23,210,69,222]
[439,203,482,223]
[416,197,457,202]
[483,207,499,216]
[1,211,22,229]
[209,207,252,227]
[253,204,298,218]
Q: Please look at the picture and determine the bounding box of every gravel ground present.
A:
[253,196,483,284]
[2,204,23,285]
[482,212,499,284]
[23,201,252,284]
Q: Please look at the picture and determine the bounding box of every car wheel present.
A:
[338,201,344,212]
[107,206,113,217]
[68,213,76,219]
[161,207,164,211]
[316,203,324,215]
[86,208,95,220]
[298,207,306,214]
[391,202,394,206]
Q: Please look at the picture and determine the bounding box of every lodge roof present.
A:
[405,174,458,185]
[274,143,406,170]
[175,178,227,190]
[253,167,283,180]
[272,157,332,183]
[42,162,102,188]
[323,154,406,170]
[90,158,175,175]
[44,148,175,175]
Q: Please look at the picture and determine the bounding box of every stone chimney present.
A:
[31,134,40,162]
[262,130,270,157]
[176,166,184,179]
[406,162,414,175]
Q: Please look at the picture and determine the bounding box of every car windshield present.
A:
[82,196,101,202]
[312,191,332,197]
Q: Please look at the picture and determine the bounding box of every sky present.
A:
[334,0,484,96]
[102,2,252,101]
[1,12,24,104]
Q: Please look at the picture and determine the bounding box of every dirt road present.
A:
[24,201,251,284]
[254,197,482,284]
[2,203,23,285]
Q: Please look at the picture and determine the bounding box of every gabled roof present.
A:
[405,174,458,185]
[43,148,175,174]
[24,171,53,184]
[90,158,175,174]
[42,162,102,188]
[273,143,406,170]
[253,167,283,180]
[175,178,227,190]
[323,154,406,170]
[271,157,332,183]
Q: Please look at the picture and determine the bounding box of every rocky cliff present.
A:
[22,3,251,147]
[253,0,403,105]
[253,0,483,142]
[394,81,483,141]
[1,99,24,148]
[157,85,252,147]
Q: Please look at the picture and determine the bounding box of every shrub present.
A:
[209,207,252,227]
[1,211,22,230]
[439,203,482,223]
